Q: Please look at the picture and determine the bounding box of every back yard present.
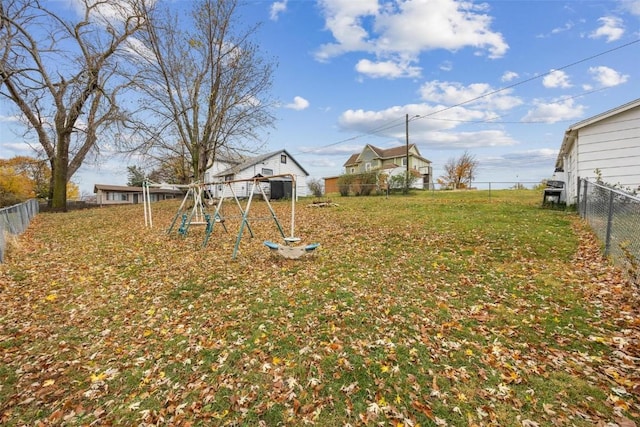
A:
[0,190,638,426]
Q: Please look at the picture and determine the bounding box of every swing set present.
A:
[142,174,319,259]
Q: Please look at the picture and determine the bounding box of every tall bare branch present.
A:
[0,0,146,209]
[133,0,276,183]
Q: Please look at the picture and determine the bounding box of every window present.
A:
[262,168,273,176]
[121,193,128,201]
[401,158,407,166]
[350,167,355,173]
[365,162,371,171]
[280,154,287,164]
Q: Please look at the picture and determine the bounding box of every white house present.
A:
[204,149,310,199]
[555,98,640,205]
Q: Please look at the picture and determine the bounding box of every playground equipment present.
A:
[143,175,319,259]
[263,241,320,259]
[167,184,227,237]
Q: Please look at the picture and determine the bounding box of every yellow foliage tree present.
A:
[0,159,36,201]
[0,156,79,203]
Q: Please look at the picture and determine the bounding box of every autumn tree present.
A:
[0,159,32,204]
[146,155,192,185]
[438,151,479,190]
[133,0,276,183]
[0,156,79,205]
[0,0,146,210]
[1,156,49,199]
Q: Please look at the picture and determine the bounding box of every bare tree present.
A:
[0,0,146,210]
[438,150,479,190]
[133,0,276,183]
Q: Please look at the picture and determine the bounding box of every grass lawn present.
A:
[1,189,638,426]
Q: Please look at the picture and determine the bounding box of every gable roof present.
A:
[343,153,359,167]
[214,149,309,177]
[343,144,431,167]
[556,97,640,169]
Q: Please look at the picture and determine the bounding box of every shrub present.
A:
[307,178,324,197]
[337,174,353,196]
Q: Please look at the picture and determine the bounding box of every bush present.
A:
[307,178,324,197]
[337,172,380,196]
[0,191,24,208]
[337,174,353,196]
[355,171,377,196]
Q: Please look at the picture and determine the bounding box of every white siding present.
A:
[205,151,309,198]
[577,108,640,190]
[563,104,640,204]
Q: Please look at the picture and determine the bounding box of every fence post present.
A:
[581,179,589,218]
[577,177,581,214]
[604,190,615,256]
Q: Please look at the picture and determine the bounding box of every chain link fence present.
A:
[0,199,39,263]
[578,178,640,284]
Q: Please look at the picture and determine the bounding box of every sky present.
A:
[1,0,640,195]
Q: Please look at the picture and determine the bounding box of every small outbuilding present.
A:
[205,149,310,199]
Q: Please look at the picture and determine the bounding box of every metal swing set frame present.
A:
[142,174,318,259]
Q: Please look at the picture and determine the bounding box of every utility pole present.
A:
[405,113,409,194]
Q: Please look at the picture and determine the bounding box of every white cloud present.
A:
[551,21,575,35]
[355,59,421,79]
[337,100,517,145]
[418,80,523,111]
[0,114,20,123]
[70,0,150,27]
[589,16,625,42]
[314,0,379,62]
[284,96,310,110]
[542,70,572,89]
[1,141,34,154]
[481,149,559,168]
[521,98,586,123]
[439,61,453,72]
[588,66,629,87]
[421,130,517,149]
[373,0,508,58]
[501,71,519,82]
[315,0,508,69]
[620,0,640,16]
[270,1,288,21]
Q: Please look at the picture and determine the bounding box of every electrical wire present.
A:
[292,38,640,155]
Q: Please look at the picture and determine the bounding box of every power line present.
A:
[414,38,640,122]
[292,38,640,155]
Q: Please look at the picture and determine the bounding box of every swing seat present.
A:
[264,241,320,259]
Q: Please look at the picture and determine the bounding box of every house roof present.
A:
[555,97,640,169]
[343,153,359,167]
[214,149,309,177]
[343,144,431,167]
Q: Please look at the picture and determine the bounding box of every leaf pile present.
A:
[0,190,638,426]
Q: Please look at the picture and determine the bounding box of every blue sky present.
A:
[1,0,640,195]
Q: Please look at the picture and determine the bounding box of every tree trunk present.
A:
[50,139,69,211]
